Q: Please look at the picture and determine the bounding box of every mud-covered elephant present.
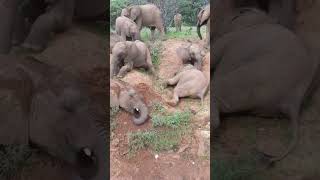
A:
[164,65,209,106]
[174,13,182,32]
[176,43,206,70]
[0,55,107,180]
[115,16,140,41]
[110,79,148,125]
[0,0,106,53]
[211,0,320,163]
[121,4,165,40]
[110,40,155,78]
[197,4,210,46]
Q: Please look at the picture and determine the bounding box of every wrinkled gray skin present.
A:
[211,0,319,164]
[0,55,107,180]
[121,4,165,40]
[110,79,149,125]
[0,0,105,53]
[176,43,206,70]
[165,65,209,106]
[115,16,140,41]
[111,40,155,78]
[197,4,210,46]
[174,13,182,32]
[110,32,122,54]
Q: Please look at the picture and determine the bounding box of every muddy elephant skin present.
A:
[110,40,155,78]
[110,79,149,125]
[211,0,320,163]
[115,16,140,41]
[165,65,209,106]
[176,43,205,70]
[0,55,107,180]
[0,0,106,53]
[121,4,165,40]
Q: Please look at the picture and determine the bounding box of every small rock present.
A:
[192,161,195,165]
[155,154,159,159]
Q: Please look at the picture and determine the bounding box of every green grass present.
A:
[110,107,120,132]
[127,104,192,157]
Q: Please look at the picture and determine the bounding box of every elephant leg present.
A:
[0,0,22,54]
[117,61,133,78]
[156,23,165,38]
[120,32,126,41]
[150,27,156,41]
[145,48,155,75]
[167,90,179,106]
[167,73,181,86]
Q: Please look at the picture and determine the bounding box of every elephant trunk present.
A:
[197,22,203,40]
[132,103,148,125]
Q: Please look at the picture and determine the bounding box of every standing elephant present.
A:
[121,4,165,40]
[176,43,206,70]
[115,16,140,41]
[174,13,182,32]
[110,79,149,125]
[211,0,319,163]
[197,4,210,46]
[111,40,155,78]
[0,55,107,180]
[0,0,106,53]
[164,65,209,106]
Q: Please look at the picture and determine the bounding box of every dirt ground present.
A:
[110,39,210,179]
[213,1,320,179]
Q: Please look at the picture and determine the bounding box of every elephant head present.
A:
[111,79,149,125]
[121,6,141,22]
[129,23,140,40]
[0,56,108,180]
[197,4,210,40]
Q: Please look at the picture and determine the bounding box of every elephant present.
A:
[164,65,209,106]
[110,79,149,125]
[115,16,140,42]
[211,0,320,164]
[110,40,155,78]
[0,0,106,54]
[110,31,122,54]
[197,4,210,46]
[174,13,182,32]
[176,43,206,70]
[0,55,107,180]
[121,4,165,40]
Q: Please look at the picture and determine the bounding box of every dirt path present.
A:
[110,39,210,180]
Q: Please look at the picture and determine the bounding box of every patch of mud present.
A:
[122,70,154,87]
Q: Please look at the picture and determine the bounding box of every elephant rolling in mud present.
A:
[164,65,209,106]
[110,79,149,125]
[174,13,182,32]
[176,43,206,70]
[0,0,105,53]
[197,4,210,47]
[0,55,107,180]
[121,4,165,40]
[110,40,155,78]
[211,0,320,164]
[115,16,140,41]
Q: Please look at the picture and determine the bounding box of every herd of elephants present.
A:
[0,0,319,179]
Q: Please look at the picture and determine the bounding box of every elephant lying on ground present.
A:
[115,16,140,41]
[110,79,149,125]
[121,4,165,40]
[197,4,210,46]
[0,55,107,180]
[211,0,320,163]
[110,40,155,78]
[174,13,182,32]
[0,0,105,53]
[176,43,206,70]
[164,65,209,106]
[110,32,122,54]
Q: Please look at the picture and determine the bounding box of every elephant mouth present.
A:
[133,108,141,118]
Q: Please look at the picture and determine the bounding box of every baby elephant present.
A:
[110,79,148,125]
[111,40,155,78]
[165,65,209,106]
[176,43,205,70]
[115,16,140,41]
[174,13,182,32]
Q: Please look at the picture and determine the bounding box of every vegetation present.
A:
[127,103,192,157]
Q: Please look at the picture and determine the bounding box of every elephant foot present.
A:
[21,43,45,53]
[167,99,178,107]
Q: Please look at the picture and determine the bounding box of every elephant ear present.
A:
[129,6,141,21]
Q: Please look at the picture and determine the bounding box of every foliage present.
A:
[110,0,129,28]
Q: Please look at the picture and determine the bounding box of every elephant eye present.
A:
[134,108,140,118]
[78,147,95,167]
